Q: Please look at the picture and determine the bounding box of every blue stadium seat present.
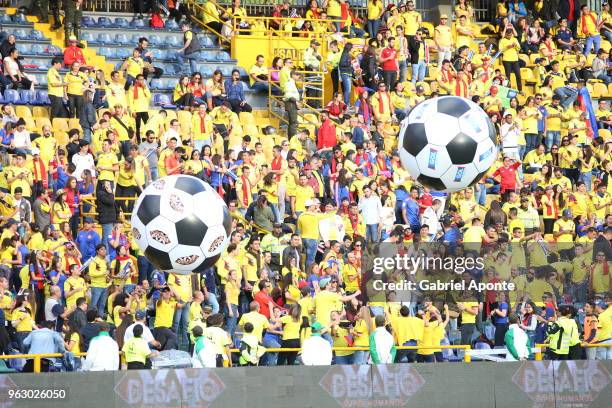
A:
[18,90,35,105]
[237,66,248,78]
[148,35,162,46]
[216,51,231,62]
[219,66,232,77]
[154,49,167,61]
[0,14,11,24]
[165,36,180,48]
[45,45,62,56]
[33,90,50,105]
[116,48,130,59]
[98,33,113,44]
[28,30,44,41]
[165,19,179,30]
[153,93,176,108]
[11,13,26,23]
[81,16,95,27]
[115,33,129,45]
[115,17,129,28]
[97,47,112,58]
[201,36,215,48]
[97,16,112,27]
[0,91,5,104]
[16,43,31,55]
[129,18,145,28]
[13,29,27,39]
[36,74,48,86]
[81,32,94,43]
[149,78,163,90]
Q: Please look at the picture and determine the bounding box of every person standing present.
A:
[408,30,428,84]
[578,4,602,55]
[283,70,301,139]
[301,322,333,365]
[358,185,382,244]
[177,22,201,75]
[433,15,452,67]
[96,181,117,253]
[126,74,150,143]
[122,324,158,369]
[47,57,68,120]
[370,315,396,364]
[380,37,399,91]
[63,0,83,45]
[88,244,109,318]
[22,321,66,372]
[498,30,522,92]
[505,314,531,360]
[81,322,120,371]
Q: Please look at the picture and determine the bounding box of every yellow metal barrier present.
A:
[534,343,612,361]
[1,345,473,372]
[268,68,325,128]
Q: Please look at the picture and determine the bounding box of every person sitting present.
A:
[224,69,252,113]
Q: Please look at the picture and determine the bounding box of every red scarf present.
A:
[199,112,207,134]
[568,0,576,21]
[442,68,453,83]
[240,175,250,207]
[376,156,388,172]
[603,261,609,276]
[271,156,282,182]
[133,82,143,99]
[580,13,597,36]
[31,157,48,188]
[545,194,558,218]
[348,212,361,237]
[360,98,371,123]
[376,91,391,114]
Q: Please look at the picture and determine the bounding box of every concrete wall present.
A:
[1,361,610,408]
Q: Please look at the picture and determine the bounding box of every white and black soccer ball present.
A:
[398,95,498,193]
[130,175,231,274]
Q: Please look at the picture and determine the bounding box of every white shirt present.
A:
[124,322,154,344]
[81,333,119,371]
[421,206,440,235]
[161,128,180,148]
[370,327,395,363]
[301,335,332,365]
[12,129,31,149]
[72,152,96,180]
[500,121,521,149]
[358,195,383,225]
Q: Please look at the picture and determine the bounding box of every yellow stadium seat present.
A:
[15,105,32,120]
[239,112,255,126]
[302,113,319,125]
[529,53,541,64]
[586,54,596,66]
[35,117,51,131]
[518,54,531,67]
[517,93,527,105]
[421,22,434,38]
[24,117,36,132]
[68,118,82,131]
[593,83,607,99]
[521,68,534,81]
[32,106,49,118]
[52,118,69,132]
[53,130,68,146]
[402,81,416,94]
[608,83,612,96]
[601,40,611,53]
[599,128,611,141]
[165,110,177,121]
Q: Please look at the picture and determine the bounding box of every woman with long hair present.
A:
[111,292,132,328]
[518,301,538,346]
[209,153,227,198]
[579,145,597,191]
[262,172,280,223]
[173,75,195,109]
[484,200,507,228]
[282,272,301,306]
[28,250,47,322]
[185,149,206,177]
[11,295,35,352]
[352,305,373,364]
[190,72,207,106]
[541,185,558,234]
[51,189,72,227]
[253,193,275,232]
[205,69,226,109]
[64,176,81,238]
[63,322,82,369]
[276,303,302,366]
[225,269,241,341]
[3,47,32,90]
[110,245,137,293]
[77,168,94,214]
[355,89,374,126]
[93,69,109,109]
[115,314,134,351]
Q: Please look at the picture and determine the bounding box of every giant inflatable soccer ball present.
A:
[130,175,232,274]
[398,96,498,193]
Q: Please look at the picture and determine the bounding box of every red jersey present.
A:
[317,119,337,150]
[380,47,398,71]
[63,46,86,67]
[492,162,521,193]
[418,193,433,214]
[254,290,274,319]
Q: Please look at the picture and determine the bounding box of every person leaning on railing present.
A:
[200,0,224,34]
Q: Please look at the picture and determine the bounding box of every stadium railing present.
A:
[533,343,612,361]
[3,343,612,372]
[0,344,476,372]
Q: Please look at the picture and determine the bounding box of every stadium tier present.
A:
[0,0,610,382]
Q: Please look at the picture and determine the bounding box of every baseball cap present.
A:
[311,321,324,332]
[135,310,147,320]
[273,222,282,228]
[562,209,572,217]
[203,305,213,313]
[69,35,77,42]
[31,148,40,155]
[319,277,331,289]
[595,300,607,309]
[304,199,314,208]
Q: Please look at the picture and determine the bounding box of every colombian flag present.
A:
[576,87,599,139]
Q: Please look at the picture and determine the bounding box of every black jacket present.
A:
[558,0,581,21]
[408,37,425,65]
[538,0,559,21]
[338,49,353,75]
[79,322,101,352]
[96,188,117,225]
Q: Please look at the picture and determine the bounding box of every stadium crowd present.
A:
[0,0,610,371]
